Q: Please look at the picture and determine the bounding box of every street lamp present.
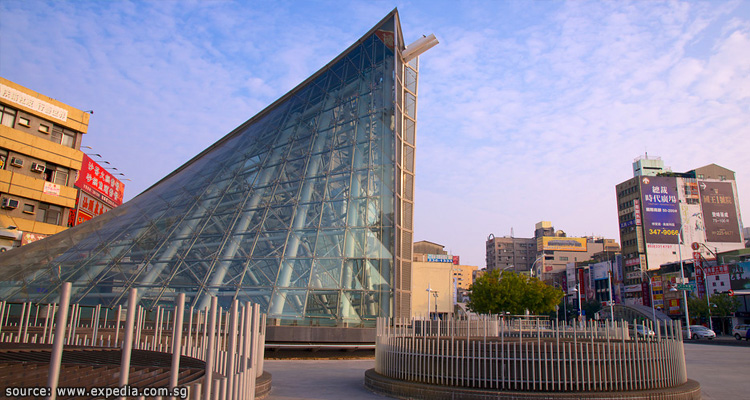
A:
[701,268,713,332]
[572,284,583,318]
[432,291,439,318]
[607,267,614,324]
[678,212,701,338]
[642,272,656,323]
[426,283,434,319]
[530,256,544,279]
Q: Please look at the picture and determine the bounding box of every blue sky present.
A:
[1,0,749,268]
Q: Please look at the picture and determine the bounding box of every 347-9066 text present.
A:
[5,385,189,399]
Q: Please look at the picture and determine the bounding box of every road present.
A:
[264,340,750,399]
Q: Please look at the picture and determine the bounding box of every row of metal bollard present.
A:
[0,283,266,400]
[376,316,687,392]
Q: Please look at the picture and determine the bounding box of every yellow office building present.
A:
[0,77,88,249]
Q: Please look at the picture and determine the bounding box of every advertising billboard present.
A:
[541,237,587,252]
[75,154,125,207]
[729,261,750,291]
[698,181,742,242]
[639,176,680,244]
[426,254,453,263]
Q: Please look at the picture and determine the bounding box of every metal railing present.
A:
[0,283,266,400]
[376,315,687,392]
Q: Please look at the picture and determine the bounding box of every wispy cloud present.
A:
[1,0,748,267]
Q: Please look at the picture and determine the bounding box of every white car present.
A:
[683,325,716,340]
[633,324,655,338]
[732,324,750,341]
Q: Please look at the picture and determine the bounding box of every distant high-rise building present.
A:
[615,155,745,305]
[485,234,536,273]
[413,240,448,257]
[486,222,619,282]
[632,154,671,177]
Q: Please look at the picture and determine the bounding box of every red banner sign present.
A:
[75,154,124,207]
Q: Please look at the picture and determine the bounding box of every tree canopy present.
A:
[467,269,564,315]
[688,292,740,320]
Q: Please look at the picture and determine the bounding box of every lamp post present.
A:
[678,212,701,338]
[607,267,614,324]
[432,291,439,319]
[642,272,656,323]
[573,284,583,319]
[530,256,544,279]
[701,268,713,332]
[426,283,433,319]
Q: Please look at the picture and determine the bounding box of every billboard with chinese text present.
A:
[698,181,742,242]
[541,237,587,252]
[639,176,680,244]
[75,154,124,207]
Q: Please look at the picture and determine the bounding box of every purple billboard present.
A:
[639,176,680,244]
[699,181,742,242]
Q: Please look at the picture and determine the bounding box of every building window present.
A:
[719,175,726,181]
[559,256,569,261]
[0,106,16,127]
[39,124,50,134]
[61,132,75,148]
[697,174,704,179]
[43,164,70,186]
[18,116,30,127]
[36,203,63,226]
[23,204,35,214]
[51,126,77,148]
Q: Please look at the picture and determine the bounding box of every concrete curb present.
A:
[364,369,701,400]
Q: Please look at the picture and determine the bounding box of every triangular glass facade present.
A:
[0,11,423,327]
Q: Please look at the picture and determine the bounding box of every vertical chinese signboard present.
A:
[639,176,680,244]
[71,154,125,227]
[698,181,742,242]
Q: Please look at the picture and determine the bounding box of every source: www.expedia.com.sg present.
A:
[5,385,189,399]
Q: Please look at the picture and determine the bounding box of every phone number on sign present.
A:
[649,229,679,236]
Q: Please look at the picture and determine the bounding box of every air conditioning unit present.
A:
[9,157,23,168]
[31,162,46,173]
[1,198,19,209]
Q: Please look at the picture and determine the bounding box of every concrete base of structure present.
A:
[256,371,273,399]
[364,369,702,400]
[265,325,375,344]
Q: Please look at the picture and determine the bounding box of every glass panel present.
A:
[404,117,415,145]
[404,92,416,118]
[310,258,342,289]
[314,229,345,258]
[403,145,414,173]
[405,66,417,93]
[276,259,312,288]
[305,291,340,318]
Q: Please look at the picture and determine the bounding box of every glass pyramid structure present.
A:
[0,10,425,327]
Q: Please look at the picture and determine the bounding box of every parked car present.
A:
[683,325,716,340]
[732,324,750,341]
[633,324,655,338]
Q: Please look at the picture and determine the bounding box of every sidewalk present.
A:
[264,359,381,400]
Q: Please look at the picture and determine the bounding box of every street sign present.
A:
[676,283,696,291]
[691,242,700,251]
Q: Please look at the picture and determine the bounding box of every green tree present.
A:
[467,269,563,315]
[581,299,602,320]
[688,292,740,321]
